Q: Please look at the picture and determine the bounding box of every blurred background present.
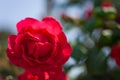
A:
[0,0,120,80]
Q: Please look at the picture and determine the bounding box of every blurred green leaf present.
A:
[86,48,108,75]
[72,42,87,63]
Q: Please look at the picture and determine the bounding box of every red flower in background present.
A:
[102,1,112,9]
[84,6,93,20]
[6,16,72,80]
[110,45,120,67]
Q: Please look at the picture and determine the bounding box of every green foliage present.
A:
[61,0,120,80]
[0,31,22,80]
[72,42,87,62]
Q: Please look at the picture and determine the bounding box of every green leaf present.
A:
[71,42,87,63]
[86,48,108,75]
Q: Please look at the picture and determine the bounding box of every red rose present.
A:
[7,16,72,80]
[110,45,120,67]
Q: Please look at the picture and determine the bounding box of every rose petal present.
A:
[17,18,46,34]
[7,48,30,69]
[60,43,72,65]
[36,42,53,59]
[7,35,32,68]
[8,35,17,51]
[33,31,54,43]
[58,32,67,44]
[58,32,72,56]
[42,16,62,35]
[52,32,72,65]
[16,32,40,44]
[18,69,67,80]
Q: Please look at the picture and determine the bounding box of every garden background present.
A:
[0,0,120,80]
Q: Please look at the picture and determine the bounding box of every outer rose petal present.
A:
[52,32,72,65]
[8,35,17,50]
[17,18,38,34]
[7,48,30,69]
[42,16,62,35]
[7,35,24,66]
[17,18,47,34]
[59,43,72,65]
[17,17,63,35]
[18,70,67,80]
